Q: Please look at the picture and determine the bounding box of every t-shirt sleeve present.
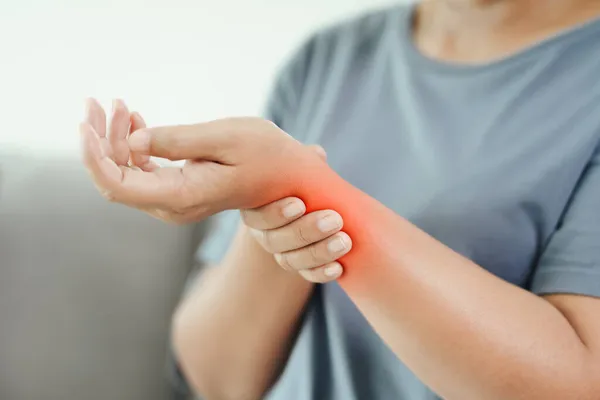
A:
[531,145,600,298]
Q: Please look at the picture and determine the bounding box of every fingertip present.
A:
[84,97,97,109]
[112,98,119,110]
[299,262,343,283]
[128,129,151,152]
[281,198,306,219]
[130,111,147,131]
[335,231,352,252]
[323,262,343,278]
[111,98,129,115]
[316,211,344,233]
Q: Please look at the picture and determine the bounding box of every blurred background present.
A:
[0,1,399,399]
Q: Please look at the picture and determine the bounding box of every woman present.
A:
[81,0,600,399]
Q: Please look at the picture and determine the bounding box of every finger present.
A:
[298,262,343,283]
[80,122,186,207]
[84,98,112,157]
[129,112,159,171]
[274,231,352,271]
[108,99,132,166]
[128,117,274,161]
[80,121,123,190]
[85,98,107,137]
[241,197,306,230]
[307,144,327,162]
[250,210,343,254]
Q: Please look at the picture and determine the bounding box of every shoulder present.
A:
[275,4,408,96]
[266,4,410,135]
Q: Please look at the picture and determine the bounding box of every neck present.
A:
[413,0,600,64]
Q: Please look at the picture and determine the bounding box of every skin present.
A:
[80,1,600,399]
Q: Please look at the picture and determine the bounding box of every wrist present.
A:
[223,223,314,286]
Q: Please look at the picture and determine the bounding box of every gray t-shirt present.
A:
[194,4,600,399]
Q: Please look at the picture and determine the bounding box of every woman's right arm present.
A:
[171,223,314,400]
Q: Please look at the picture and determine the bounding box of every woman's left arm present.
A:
[253,146,600,400]
[338,235,600,400]
[254,193,600,400]
[255,151,600,400]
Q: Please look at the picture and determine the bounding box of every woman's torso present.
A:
[265,4,600,400]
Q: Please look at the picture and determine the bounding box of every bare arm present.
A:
[285,166,600,400]
[166,130,600,399]
[82,115,600,400]
[172,224,313,400]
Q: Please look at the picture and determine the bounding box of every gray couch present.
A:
[0,151,204,400]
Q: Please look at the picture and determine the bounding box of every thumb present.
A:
[128,118,254,161]
[308,144,327,162]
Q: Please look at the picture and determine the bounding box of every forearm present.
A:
[284,163,597,400]
[172,223,313,400]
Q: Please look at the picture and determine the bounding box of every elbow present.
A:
[171,303,268,400]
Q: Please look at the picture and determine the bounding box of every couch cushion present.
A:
[0,152,201,400]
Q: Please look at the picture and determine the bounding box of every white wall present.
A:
[0,0,402,156]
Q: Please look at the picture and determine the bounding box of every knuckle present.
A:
[295,224,312,247]
[257,209,272,229]
[155,135,178,159]
[260,229,274,252]
[241,207,270,230]
[275,252,292,271]
[308,243,323,265]
[240,209,252,225]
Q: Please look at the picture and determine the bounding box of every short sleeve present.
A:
[531,146,600,298]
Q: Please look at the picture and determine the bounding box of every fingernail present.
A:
[282,202,305,219]
[128,130,150,152]
[324,263,342,277]
[327,235,348,254]
[317,214,341,233]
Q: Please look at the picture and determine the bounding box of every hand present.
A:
[241,193,353,283]
[80,98,325,224]
[82,98,158,171]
